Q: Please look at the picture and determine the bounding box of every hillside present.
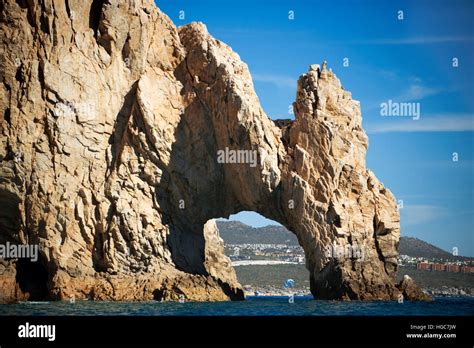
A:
[399,236,453,259]
[217,221,470,259]
[216,221,299,245]
[217,220,473,293]
[399,237,472,261]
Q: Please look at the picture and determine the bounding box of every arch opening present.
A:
[215,211,310,297]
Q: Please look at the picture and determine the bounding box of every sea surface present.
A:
[1,296,473,316]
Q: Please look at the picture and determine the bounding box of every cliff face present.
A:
[0,0,423,302]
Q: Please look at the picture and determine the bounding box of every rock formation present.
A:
[0,0,426,302]
[397,275,432,301]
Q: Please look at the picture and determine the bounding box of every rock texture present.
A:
[398,275,432,301]
[0,0,425,302]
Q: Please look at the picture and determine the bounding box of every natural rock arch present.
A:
[154,23,402,300]
[0,0,426,302]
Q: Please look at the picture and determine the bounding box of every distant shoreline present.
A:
[232,260,301,266]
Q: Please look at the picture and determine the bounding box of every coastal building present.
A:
[431,263,446,271]
[445,264,460,273]
[415,262,473,273]
[417,262,430,270]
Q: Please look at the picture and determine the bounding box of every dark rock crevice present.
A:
[15,258,49,301]
[89,0,104,36]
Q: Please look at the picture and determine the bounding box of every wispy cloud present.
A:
[398,192,474,200]
[408,159,474,170]
[351,36,474,45]
[367,114,474,134]
[252,73,296,89]
[401,205,447,227]
[212,27,306,38]
[365,82,445,111]
[397,84,443,102]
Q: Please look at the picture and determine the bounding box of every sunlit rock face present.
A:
[0,0,424,302]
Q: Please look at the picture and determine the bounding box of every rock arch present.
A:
[0,0,424,302]
[148,24,401,300]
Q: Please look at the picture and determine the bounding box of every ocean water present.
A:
[1,296,473,316]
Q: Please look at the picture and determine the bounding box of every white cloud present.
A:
[401,205,447,227]
[398,84,443,102]
[399,192,474,199]
[367,114,474,133]
[364,82,444,111]
[352,36,474,45]
[252,73,296,89]
[410,160,474,170]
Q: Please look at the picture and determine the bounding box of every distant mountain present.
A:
[398,236,472,260]
[217,220,471,259]
[216,220,299,245]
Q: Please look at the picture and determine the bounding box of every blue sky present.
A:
[157,0,474,256]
